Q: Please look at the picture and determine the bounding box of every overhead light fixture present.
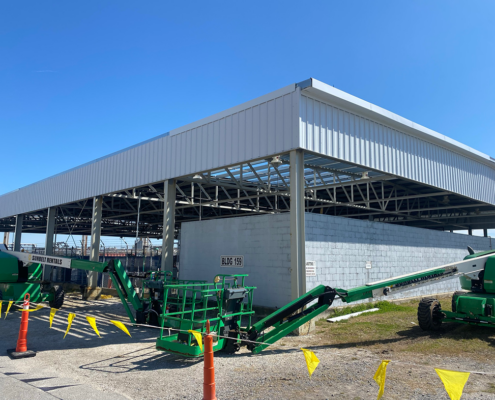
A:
[270,156,282,167]
[361,172,370,179]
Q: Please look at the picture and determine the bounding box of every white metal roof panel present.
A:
[1,77,494,219]
[299,78,495,205]
[0,86,299,218]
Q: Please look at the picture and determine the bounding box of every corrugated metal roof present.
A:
[301,79,494,166]
[0,78,494,219]
[299,78,495,205]
[0,85,299,218]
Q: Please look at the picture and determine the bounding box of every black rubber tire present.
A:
[417,297,443,331]
[451,291,465,312]
[49,285,65,309]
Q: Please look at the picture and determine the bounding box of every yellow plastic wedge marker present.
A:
[4,301,13,319]
[86,316,101,337]
[301,348,320,378]
[27,304,44,312]
[110,320,131,337]
[435,368,470,400]
[373,360,390,400]
[188,330,203,352]
[63,313,76,339]
[49,308,57,328]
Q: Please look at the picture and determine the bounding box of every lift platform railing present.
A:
[156,275,256,357]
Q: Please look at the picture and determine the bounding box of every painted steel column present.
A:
[290,150,306,300]
[484,229,488,238]
[88,196,103,288]
[14,214,23,251]
[468,228,473,236]
[43,207,56,280]
[3,232,9,245]
[161,180,176,272]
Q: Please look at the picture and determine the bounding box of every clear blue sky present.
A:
[1,1,494,244]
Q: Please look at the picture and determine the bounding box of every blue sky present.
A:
[1,1,494,245]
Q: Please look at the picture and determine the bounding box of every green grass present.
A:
[316,300,413,327]
[311,298,495,359]
[332,301,412,317]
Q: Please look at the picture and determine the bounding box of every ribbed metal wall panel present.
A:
[299,94,495,205]
[0,90,299,219]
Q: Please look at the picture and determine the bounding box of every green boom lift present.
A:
[0,249,64,309]
[1,244,495,356]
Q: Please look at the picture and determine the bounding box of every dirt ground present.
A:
[1,294,495,400]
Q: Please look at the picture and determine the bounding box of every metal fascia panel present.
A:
[168,83,296,137]
[306,78,495,168]
[299,92,495,205]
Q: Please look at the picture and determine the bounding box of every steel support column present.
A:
[42,207,56,280]
[88,196,103,288]
[290,150,306,300]
[3,232,9,245]
[161,180,176,272]
[484,229,488,238]
[14,214,23,251]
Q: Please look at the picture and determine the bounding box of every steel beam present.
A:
[42,207,56,280]
[290,150,306,300]
[14,214,23,251]
[161,180,176,272]
[88,196,103,288]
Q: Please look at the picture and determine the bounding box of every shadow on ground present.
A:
[0,299,160,354]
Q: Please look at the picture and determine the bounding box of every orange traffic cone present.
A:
[203,320,217,400]
[7,293,36,359]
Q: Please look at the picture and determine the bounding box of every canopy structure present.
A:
[1,78,494,296]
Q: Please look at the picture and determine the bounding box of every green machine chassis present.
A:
[0,250,61,308]
[155,275,337,357]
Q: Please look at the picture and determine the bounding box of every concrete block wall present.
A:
[305,213,493,305]
[180,212,493,308]
[180,213,292,308]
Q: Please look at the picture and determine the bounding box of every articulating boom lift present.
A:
[1,244,494,356]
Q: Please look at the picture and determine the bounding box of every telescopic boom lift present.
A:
[1,244,494,356]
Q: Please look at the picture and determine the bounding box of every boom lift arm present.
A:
[246,285,337,354]
[334,250,495,304]
[0,248,145,323]
[245,248,495,353]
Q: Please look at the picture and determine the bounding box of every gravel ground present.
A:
[1,296,494,400]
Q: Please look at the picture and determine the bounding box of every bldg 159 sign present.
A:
[221,256,244,268]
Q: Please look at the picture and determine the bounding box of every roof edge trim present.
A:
[0,132,171,198]
[304,78,495,169]
[169,83,296,137]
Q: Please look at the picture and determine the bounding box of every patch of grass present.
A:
[310,298,495,360]
[332,301,414,318]
[316,301,414,326]
[485,383,495,394]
